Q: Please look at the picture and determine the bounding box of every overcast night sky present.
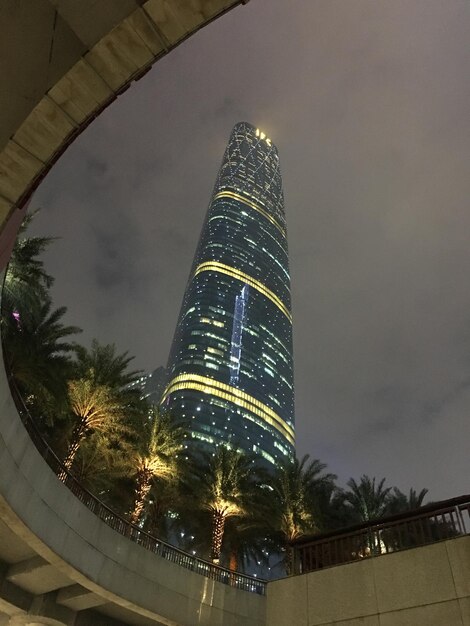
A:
[30,0,469,500]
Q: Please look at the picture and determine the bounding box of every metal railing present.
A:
[292,495,470,575]
[4,324,467,592]
[4,374,267,595]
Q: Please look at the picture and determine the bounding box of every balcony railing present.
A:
[5,375,267,595]
[291,495,469,575]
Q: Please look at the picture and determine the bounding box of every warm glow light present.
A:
[255,128,272,146]
[194,260,292,322]
[161,373,295,445]
[214,189,286,236]
[200,317,225,328]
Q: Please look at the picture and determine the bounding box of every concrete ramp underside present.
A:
[0,0,248,261]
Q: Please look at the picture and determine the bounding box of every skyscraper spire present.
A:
[162,122,295,467]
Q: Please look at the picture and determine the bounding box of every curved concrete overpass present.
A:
[0,0,249,263]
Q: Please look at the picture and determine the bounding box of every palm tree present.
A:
[223,516,270,574]
[380,487,430,551]
[142,478,182,541]
[73,340,142,390]
[2,297,81,430]
[62,341,145,477]
[309,480,356,531]
[386,487,429,515]
[63,377,125,474]
[1,210,80,442]
[343,475,393,558]
[269,455,334,542]
[1,210,55,318]
[192,447,257,564]
[128,408,186,526]
[344,475,392,523]
[266,455,336,574]
[72,432,130,497]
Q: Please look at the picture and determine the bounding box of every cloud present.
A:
[30,0,470,500]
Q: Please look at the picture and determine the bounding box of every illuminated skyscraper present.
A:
[161,122,294,467]
[127,366,167,405]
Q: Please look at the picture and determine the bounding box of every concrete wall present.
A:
[267,536,470,626]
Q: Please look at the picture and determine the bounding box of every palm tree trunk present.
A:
[285,545,294,576]
[229,549,239,587]
[229,550,238,572]
[129,471,152,526]
[284,525,300,575]
[58,422,85,481]
[211,511,226,564]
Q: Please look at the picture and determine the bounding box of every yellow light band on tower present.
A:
[161,373,295,445]
[214,190,286,237]
[194,261,292,323]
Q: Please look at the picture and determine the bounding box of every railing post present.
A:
[291,545,300,575]
[455,505,467,534]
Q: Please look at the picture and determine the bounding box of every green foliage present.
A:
[386,487,429,515]
[127,407,187,525]
[73,340,141,389]
[309,480,356,531]
[131,407,187,478]
[222,517,270,573]
[1,211,81,437]
[258,454,336,574]
[71,339,147,430]
[344,475,392,523]
[194,447,256,518]
[2,297,81,432]
[2,210,55,318]
[182,447,261,563]
[67,377,128,437]
[142,478,184,541]
[63,341,149,472]
[72,433,130,496]
[268,455,336,542]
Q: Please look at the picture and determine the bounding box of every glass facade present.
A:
[162,122,294,467]
[127,366,168,406]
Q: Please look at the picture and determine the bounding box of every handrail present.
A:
[2,362,267,595]
[292,494,470,575]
